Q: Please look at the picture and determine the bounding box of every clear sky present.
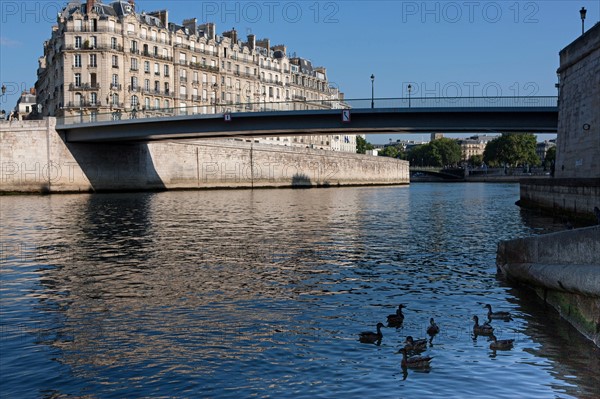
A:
[1,0,598,143]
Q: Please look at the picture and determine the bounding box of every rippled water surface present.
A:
[1,184,599,398]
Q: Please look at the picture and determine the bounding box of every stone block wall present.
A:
[0,118,408,193]
[555,22,600,179]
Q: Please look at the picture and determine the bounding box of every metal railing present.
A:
[57,96,557,126]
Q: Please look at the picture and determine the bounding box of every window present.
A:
[163,48,168,58]
[192,55,197,64]
[89,54,97,67]
[141,28,147,39]
[161,32,166,43]
[112,74,119,87]
[164,65,169,76]
[74,73,81,87]
[145,97,150,109]
[154,98,160,110]
[74,54,81,68]
[179,52,186,64]
[112,55,119,68]
[111,37,117,50]
[75,36,82,49]
[131,76,138,89]
[193,71,199,83]
[130,40,138,53]
[75,92,83,106]
[74,19,83,32]
[90,36,97,48]
[90,92,97,105]
[153,46,158,56]
[164,99,170,110]
[154,63,160,75]
[131,95,138,107]
[164,82,169,94]
[108,20,115,32]
[154,81,160,92]
[112,93,119,105]
[151,31,157,41]
[127,23,135,34]
[131,58,138,71]
[144,79,150,91]
[144,61,150,73]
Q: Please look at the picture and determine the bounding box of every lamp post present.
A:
[407,84,412,108]
[263,91,266,111]
[1,84,6,97]
[370,74,375,109]
[580,7,587,35]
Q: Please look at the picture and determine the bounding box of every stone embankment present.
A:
[0,118,409,193]
[497,226,600,347]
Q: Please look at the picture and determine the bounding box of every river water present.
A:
[1,183,598,398]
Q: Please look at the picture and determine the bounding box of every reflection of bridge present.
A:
[57,97,558,143]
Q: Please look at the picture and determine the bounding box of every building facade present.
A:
[35,0,357,152]
[458,135,497,161]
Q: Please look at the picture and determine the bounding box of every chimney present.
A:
[30,87,36,95]
[231,28,238,44]
[86,0,95,14]
[247,34,255,50]
[257,38,270,52]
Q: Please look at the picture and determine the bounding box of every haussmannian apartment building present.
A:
[35,0,359,152]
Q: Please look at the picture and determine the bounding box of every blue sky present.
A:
[1,0,598,143]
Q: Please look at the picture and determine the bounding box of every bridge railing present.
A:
[57,96,558,126]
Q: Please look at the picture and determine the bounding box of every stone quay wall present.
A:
[497,226,600,347]
[519,23,600,220]
[0,118,409,193]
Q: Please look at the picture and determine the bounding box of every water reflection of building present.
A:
[34,0,357,152]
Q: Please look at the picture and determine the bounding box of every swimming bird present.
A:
[359,322,384,344]
[473,315,494,335]
[400,348,433,369]
[484,304,512,320]
[387,304,405,326]
[403,335,427,352]
[490,334,515,350]
[426,318,440,336]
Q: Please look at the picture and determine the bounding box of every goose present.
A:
[387,304,405,326]
[490,335,514,350]
[473,315,494,335]
[426,318,440,336]
[484,304,512,320]
[400,348,433,369]
[403,335,427,352]
[359,322,384,344]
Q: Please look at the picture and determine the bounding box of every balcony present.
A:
[65,100,100,108]
[128,85,141,93]
[110,84,122,90]
[69,83,101,91]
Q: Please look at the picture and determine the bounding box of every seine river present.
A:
[1,183,598,398]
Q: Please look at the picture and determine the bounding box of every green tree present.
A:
[544,145,556,171]
[356,136,374,154]
[483,134,540,167]
[407,138,461,167]
[469,154,484,167]
[379,145,400,158]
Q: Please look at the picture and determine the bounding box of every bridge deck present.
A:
[56,97,558,143]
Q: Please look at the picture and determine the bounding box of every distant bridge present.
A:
[56,97,558,143]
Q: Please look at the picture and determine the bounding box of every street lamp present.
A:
[370,74,375,109]
[1,85,6,96]
[263,91,266,111]
[407,84,412,108]
[580,7,587,35]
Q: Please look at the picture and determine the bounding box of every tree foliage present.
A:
[483,134,540,167]
[378,145,400,158]
[407,138,462,167]
[356,136,374,154]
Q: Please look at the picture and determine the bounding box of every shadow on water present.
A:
[498,276,600,398]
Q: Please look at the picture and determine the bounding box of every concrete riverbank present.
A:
[0,118,408,193]
[497,226,600,347]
